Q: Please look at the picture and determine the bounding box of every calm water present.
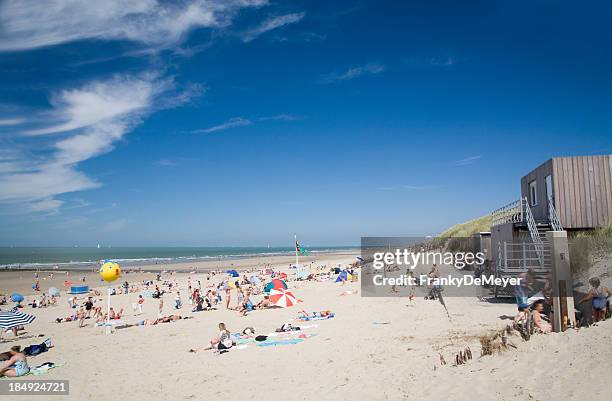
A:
[0,246,356,269]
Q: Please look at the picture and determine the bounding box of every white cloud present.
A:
[24,77,156,136]
[0,74,196,212]
[454,155,482,166]
[157,159,177,167]
[192,117,252,133]
[258,114,302,121]
[321,63,386,83]
[0,118,24,126]
[242,12,305,42]
[0,0,268,52]
[28,198,64,213]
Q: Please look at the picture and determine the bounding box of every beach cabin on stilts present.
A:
[490,155,612,331]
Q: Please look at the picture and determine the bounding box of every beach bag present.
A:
[255,335,268,342]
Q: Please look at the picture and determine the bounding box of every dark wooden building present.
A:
[520,155,612,229]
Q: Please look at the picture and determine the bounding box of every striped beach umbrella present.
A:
[0,310,36,329]
[268,288,298,308]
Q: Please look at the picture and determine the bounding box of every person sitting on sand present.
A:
[579,277,610,322]
[514,303,529,326]
[532,300,552,333]
[108,307,123,320]
[0,346,29,377]
[255,295,271,309]
[190,322,233,352]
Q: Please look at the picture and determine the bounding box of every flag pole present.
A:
[294,234,298,268]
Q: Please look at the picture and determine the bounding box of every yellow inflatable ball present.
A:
[99,261,121,282]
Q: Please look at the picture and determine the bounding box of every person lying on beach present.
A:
[532,300,552,333]
[298,310,333,318]
[0,346,30,377]
[190,322,233,352]
[56,315,78,323]
[2,338,53,358]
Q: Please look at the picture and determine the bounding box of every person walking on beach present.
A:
[175,291,182,309]
[84,297,94,318]
[137,295,144,314]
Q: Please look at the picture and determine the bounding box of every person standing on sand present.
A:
[84,297,94,318]
[77,306,86,328]
[579,277,610,322]
[137,295,144,314]
[175,291,182,309]
[225,287,231,309]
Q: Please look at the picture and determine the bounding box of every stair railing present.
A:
[523,197,544,266]
[548,197,563,231]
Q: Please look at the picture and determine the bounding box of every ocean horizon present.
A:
[0,246,359,269]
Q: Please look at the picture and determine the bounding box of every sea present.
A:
[0,246,357,270]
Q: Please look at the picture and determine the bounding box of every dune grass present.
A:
[439,214,491,238]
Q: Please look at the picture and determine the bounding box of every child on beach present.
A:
[175,291,182,309]
[137,295,144,314]
[532,300,552,333]
[579,277,610,322]
[77,306,86,328]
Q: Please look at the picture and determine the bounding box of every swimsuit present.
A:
[11,360,30,377]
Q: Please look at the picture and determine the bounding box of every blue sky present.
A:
[0,0,611,246]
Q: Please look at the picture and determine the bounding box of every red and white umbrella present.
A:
[269,288,298,308]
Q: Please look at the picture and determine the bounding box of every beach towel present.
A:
[256,338,304,347]
[26,362,65,376]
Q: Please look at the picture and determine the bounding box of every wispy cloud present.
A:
[191,117,252,134]
[320,63,385,83]
[0,0,268,52]
[258,114,303,121]
[0,118,24,126]
[157,159,177,167]
[242,12,306,42]
[454,155,482,166]
[403,56,465,69]
[0,74,199,213]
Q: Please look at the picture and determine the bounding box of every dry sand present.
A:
[0,252,609,401]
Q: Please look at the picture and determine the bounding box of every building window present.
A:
[545,175,553,204]
[529,180,538,206]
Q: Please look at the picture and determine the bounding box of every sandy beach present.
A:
[1,252,609,401]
